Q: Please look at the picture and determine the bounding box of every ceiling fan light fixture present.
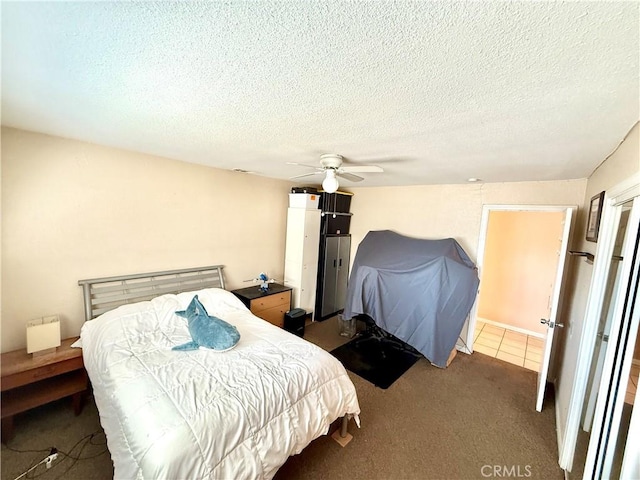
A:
[322,169,339,193]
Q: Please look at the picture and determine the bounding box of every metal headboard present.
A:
[78,265,225,321]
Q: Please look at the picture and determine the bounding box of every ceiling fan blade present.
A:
[286,162,322,169]
[336,172,364,182]
[289,172,322,180]
[341,165,384,173]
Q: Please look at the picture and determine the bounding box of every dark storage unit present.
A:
[322,214,351,235]
[320,192,352,235]
[320,192,352,213]
[315,191,353,321]
[284,308,306,337]
[315,234,351,320]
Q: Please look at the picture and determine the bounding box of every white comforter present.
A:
[80,288,360,480]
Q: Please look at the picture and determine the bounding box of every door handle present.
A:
[541,318,564,328]
[333,259,337,268]
[339,258,342,267]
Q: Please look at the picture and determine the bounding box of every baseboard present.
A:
[478,317,545,339]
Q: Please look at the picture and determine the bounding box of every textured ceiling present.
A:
[2,2,639,187]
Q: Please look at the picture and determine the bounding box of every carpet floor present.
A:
[1,316,564,480]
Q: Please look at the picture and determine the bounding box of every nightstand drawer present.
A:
[256,304,288,328]
[249,290,291,313]
[231,284,292,331]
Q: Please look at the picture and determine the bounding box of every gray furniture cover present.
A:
[342,230,479,367]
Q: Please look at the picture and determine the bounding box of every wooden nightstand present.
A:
[232,283,292,328]
[1,337,88,443]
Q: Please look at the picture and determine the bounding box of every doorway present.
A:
[473,209,565,371]
[466,204,576,411]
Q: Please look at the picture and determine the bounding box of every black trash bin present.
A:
[284,308,306,337]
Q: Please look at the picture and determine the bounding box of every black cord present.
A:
[57,430,106,460]
[6,430,108,479]
[53,430,107,480]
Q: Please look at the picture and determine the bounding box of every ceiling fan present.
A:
[288,154,384,193]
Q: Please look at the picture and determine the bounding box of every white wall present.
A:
[554,122,640,454]
[1,127,292,352]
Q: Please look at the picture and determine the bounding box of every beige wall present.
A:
[346,179,586,348]
[1,127,292,352]
[555,122,640,446]
[479,211,565,335]
[347,179,587,266]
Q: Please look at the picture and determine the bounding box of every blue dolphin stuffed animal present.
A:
[172,295,240,351]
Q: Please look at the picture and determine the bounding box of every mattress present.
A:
[80,287,360,479]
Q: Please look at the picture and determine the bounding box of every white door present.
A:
[557,175,640,472]
[536,207,575,412]
[584,196,640,478]
[581,228,626,432]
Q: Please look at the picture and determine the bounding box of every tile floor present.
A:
[473,321,640,402]
[473,320,543,372]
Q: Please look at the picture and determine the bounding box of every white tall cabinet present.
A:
[283,207,321,317]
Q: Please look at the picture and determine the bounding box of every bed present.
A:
[77,265,360,479]
[342,231,480,367]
